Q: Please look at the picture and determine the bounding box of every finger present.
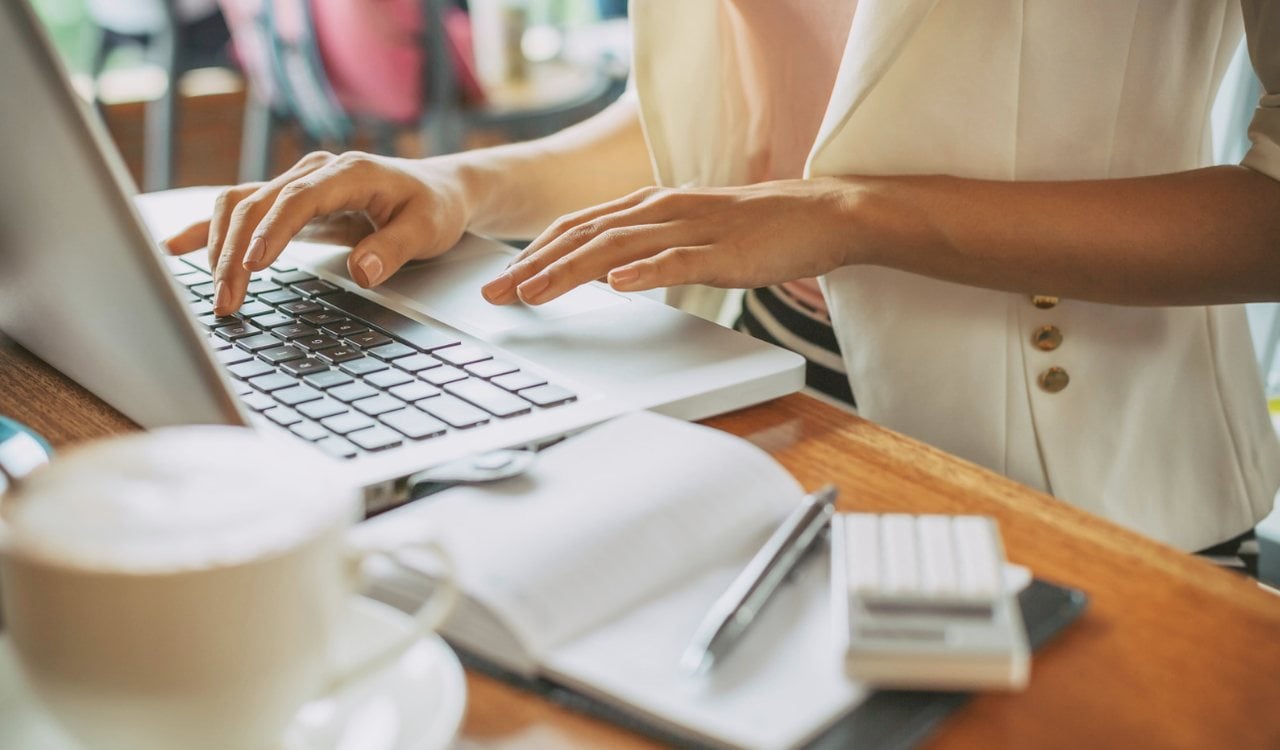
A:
[347,200,436,287]
[607,245,719,292]
[211,156,334,313]
[511,187,659,265]
[516,224,689,305]
[251,161,389,273]
[162,220,210,255]
[483,201,661,305]
[205,184,258,277]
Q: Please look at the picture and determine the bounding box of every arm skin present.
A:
[481,164,1280,308]
[163,96,653,315]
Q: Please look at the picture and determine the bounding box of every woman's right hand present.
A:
[163,151,474,315]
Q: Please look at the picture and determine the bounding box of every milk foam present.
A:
[1,426,359,572]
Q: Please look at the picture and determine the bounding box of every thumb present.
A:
[347,212,454,287]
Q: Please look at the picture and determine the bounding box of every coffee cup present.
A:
[0,426,456,750]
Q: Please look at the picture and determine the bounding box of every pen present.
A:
[680,484,838,675]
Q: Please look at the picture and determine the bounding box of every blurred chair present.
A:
[220,0,621,182]
[85,0,231,191]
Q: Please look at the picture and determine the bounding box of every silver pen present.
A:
[680,484,838,675]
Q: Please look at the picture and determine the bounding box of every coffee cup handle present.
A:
[324,539,459,693]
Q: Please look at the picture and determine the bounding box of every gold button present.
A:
[1031,295,1059,309]
[1032,325,1062,351]
[1038,367,1069,393]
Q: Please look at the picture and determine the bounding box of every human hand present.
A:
[163,151,473,315]
[479,177,863,305]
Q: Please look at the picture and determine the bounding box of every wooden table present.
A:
[2,333,1278,749]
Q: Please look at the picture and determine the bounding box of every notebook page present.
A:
[543,547,865,750]
[354,411,803,663]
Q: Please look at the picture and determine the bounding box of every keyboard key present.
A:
[269,262,296,273]
[338,357,388,376]
[347,331,393,349]
[280,357,331,377]
[420,394,490,429]
[205,335,232,351]
[420,366,468,386]
[352,394,406,417]
[274,384,323,407]
[240,391,275,411]
[215,321,262,341]
[261,289,302,305]
[254,312,295,329]
[465,359,518,379]
[492,370,547,392]
[260,345,305,364]
[294,334,340,352]
[237,333,285,352]
[199,314,239,329]
[178,270,211,286]
[324,291,462,351]
[293,279,341,297]
[380,408,448,440]
[273,324,320,340]
[320,412,376,435]
[248,372,298,393]
[289,420,329,442]
[388,381,440,403]
[246,278,280,296]
[304,370,354,390]
[322,320,369,338]
[318,346,363,364]
[235,301,275,318]
[180,257,211,273]
[365,368,413,389]
[300,310,346,327]
[330,382,379,403]
[279,300,324,316]
[264,406,302,427]
[272,270,318,285]
[216,347,253,365]
[316,436,358,459]
[517,383,577,408]
[445,379,532,418]
[347,425,403,452]
[393,353,440,373]
[230,381,253,396]
[189,300,215,317]
[190,281,217,298]
[434,344,491,367]
[369,342,416,361]
[298,397,348,420]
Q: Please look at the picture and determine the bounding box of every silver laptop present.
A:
[0,1,803,512]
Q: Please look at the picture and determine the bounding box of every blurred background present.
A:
[30,0,630,191]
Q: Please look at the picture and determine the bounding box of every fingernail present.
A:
[243,236,266,268]
[357,253,384,286]
[517,274,550,304]
[482,272,514,303]
[214,281,231,314]
[608,266,640,288]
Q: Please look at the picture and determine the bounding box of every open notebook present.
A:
[354,412,1083,749]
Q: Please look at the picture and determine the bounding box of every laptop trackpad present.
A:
[344,235,628,337]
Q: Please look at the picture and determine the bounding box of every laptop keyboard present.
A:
[166,256,577,460]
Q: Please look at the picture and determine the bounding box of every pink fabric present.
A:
[724,0,856,315]
[312,1,484,123]
[219,0,484,124]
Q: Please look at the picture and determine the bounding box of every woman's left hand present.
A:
[480,177,865,305]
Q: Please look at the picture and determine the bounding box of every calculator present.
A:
[830,513,1030,690]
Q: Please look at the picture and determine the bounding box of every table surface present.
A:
[2,333,1279,750]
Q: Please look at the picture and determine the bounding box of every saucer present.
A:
[0,597,467,750]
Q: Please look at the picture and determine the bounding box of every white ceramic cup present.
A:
[0,426,456,750]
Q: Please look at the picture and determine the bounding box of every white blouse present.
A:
[631,0,1280,550]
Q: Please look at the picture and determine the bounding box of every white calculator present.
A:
[830,513,1030,690]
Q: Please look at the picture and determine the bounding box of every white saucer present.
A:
[0,597,467,750]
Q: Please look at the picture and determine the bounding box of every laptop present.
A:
[0,1,803,512]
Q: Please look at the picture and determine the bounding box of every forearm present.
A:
[426,96,654,240]
[851,165,1280,306]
